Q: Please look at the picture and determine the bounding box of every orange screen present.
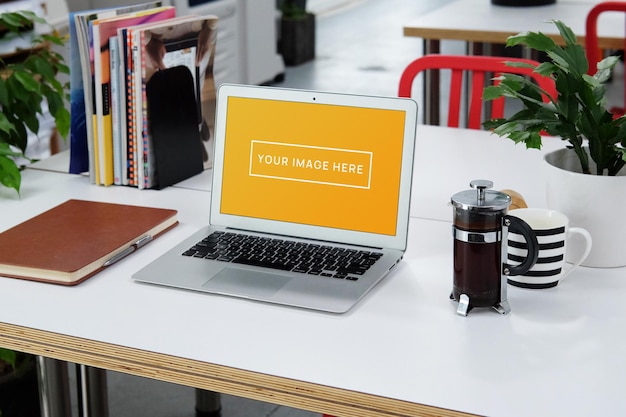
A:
[220,97,406,236]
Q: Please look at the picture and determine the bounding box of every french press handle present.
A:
[503,215,539,276]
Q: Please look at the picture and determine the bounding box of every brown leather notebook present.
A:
[0,199,178,285]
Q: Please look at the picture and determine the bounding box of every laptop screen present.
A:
[219,96,406,236]
[210,85,417,251]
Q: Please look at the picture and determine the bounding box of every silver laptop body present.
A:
[133,84,418,313]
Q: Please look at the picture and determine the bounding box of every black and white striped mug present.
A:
[506,208,592,289]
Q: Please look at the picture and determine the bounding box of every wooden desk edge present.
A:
[403,27,624,50]
[0,321,474,417]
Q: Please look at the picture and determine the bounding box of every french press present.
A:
[450,180,539,316]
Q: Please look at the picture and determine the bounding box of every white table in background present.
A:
[404,0,623,51]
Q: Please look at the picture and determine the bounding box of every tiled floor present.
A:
[101,1,452,416]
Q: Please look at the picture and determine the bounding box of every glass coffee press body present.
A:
[450,180,539,316]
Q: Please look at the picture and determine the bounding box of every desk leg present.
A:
[423,38,440,126]
[36,357,72,417]
[77,365,109,417]
[195,389,221,417]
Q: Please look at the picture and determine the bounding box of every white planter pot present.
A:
[543,148,626,268]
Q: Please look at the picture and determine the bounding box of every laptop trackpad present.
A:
[202,267,290,298]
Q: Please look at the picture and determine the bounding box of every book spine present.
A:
[117,32,129,186]
[100,28,115,186]
[68,12,90,176]
[94,21,116,186]
[110,37,122,185]
[139,29,153,189]
[89,21,102,185]
[132,29,145,189]
[125,28,137,187]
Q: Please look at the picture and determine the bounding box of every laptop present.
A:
[133,84,418,313]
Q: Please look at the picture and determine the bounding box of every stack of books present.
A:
[69,1,218,189]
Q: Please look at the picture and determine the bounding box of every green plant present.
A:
[279,0,308,20]
[0,10,70,195]
[483,20,626,176]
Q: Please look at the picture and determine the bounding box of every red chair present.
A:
[585,1,626,116]
[398,54,556,129]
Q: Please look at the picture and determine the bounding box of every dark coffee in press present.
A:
[450,180,539,316]
[452,209,502,307]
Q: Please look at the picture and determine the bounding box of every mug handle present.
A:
[504,215,539,276]
[560,227,593,280]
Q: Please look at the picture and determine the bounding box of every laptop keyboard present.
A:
[182,231,384,281]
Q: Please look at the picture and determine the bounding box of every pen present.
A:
[103,235,153,267]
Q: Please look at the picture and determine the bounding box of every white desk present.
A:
[410,125,564,221]
[3,125,625,417]
[404,0,624,50]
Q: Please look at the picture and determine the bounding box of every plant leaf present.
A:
[546,49,573,74]
[0,113,17,136]
[0,152,21,195]
[0,142,22,158]
[13,70,41,93]
[0,76,7,107]
[506,30,555,52]
[54,107,70,138]
[489,120,519,134]
[594,56,619,83]
[27,55,56,82]
[553,20,578,45]
[525,132,543,149]
[534,61,558,76]
[483,85,504,101]
[503,60,537,70]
